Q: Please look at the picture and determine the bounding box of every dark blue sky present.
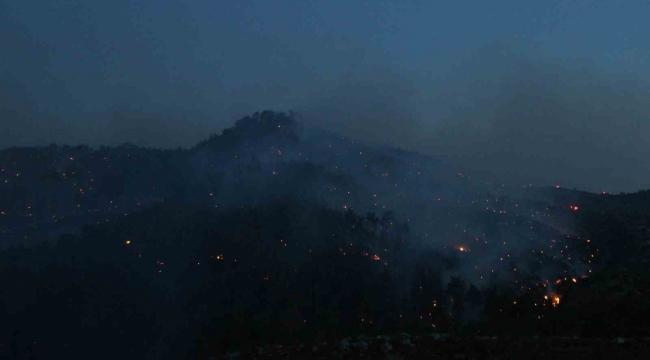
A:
[2,0,649,192]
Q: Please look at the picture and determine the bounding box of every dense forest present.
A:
[1,111,649,359]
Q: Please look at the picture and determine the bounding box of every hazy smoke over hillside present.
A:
[2,0,649,192]
[3,3,650,358]
[421,46,650,193]
[293,45,650,193]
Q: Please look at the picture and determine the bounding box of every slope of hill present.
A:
[1,110,648,359]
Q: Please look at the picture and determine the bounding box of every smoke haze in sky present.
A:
[2,0,649,192]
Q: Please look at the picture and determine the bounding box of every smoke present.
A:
[2,0,650,193]
[417,45,650,193]
[294,42,650,193]
[296,66,421,149]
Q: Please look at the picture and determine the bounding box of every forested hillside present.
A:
[1,111,649,359]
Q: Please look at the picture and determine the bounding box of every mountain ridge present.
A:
[1,110,649,359]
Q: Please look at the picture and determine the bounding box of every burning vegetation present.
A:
[1,111,649,359]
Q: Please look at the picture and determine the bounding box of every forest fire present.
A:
[0,110,644,358]
[0,0,648,353]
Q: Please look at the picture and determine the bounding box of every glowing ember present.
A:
[373,254,381,261]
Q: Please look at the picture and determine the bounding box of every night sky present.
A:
[2,0,649,192]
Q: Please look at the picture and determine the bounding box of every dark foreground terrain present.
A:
[210,334,650,360]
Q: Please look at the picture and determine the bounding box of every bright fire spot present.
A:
[556,279,562,284]
[125,239,131,245]
[569,205,579,211]
[554,297,560,306]
[216,255,224,260]
[572,278,577,283]
[372,255,381,261]
[459,247,465,252]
